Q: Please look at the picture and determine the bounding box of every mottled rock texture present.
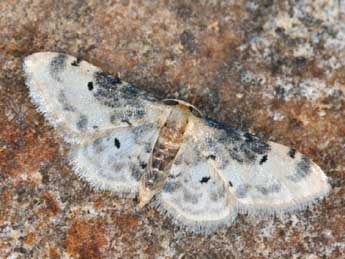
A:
[0,1,344,258]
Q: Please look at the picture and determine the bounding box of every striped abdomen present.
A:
[146,107,189,188]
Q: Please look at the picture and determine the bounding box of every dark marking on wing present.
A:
[76,114,88,130]
[243,132,271,155]
[133,123,155,141]
[296,156,311,178]
[288,156,312,182]
[111,162,126,173]
[243,132,254,142]
[289,148,296,159]
[183,189,199,204]
[50,54,66,82]
[259,154,268,165]
[205,118,242,142]
[235,184,250,198]
[110,114,118,124]
[87,81,94,91]
[114,138,121,149]
[94,71,121,89]
[228,148,244,164]
[207,154,216,160]
[204,118,270,164]
[162,181,182,193]
[58,90,75,112]
[93,72,121,107]
[140,162,147,169]
[110,109,146,124]
[120,84,141,99]
[130,164,143,181]
[243,148,256,162]
[228,181,233,187]
[71,57,82,66]
[144,143,152,153]
[200,176,211,184]
[92,138,105,153]
[255,183,281,195]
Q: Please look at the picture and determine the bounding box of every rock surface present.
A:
[0,1,344,258]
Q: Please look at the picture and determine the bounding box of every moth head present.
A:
[163,98,203,118]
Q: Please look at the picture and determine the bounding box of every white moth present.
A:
[24,52,330,233]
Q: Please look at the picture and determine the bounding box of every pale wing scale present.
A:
[70,123,160,194]
[188,117,330,215]
[24,52,170,194]
[24,52,169,144]
[156,123,237,233]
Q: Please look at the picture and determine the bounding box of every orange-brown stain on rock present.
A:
[114,214,139,231]
[66,218,108,259]
[261,98,345,172]
[0,120,58,177]
[42,191,61,217]
[48,247,61,259]
[24,232,35,246]
[328,65,345,85]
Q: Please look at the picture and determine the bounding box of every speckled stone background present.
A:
[1,1,344,258]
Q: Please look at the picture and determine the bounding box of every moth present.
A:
[24,52,330,233]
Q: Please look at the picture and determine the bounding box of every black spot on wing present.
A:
[228,181,233,187]
[50,54,67,82]
[76,114,88,130]
[207,154,216,160]
[114,138,121,149]
[71,57,82,66]
[140,162,147,169]
[200,176,211,184]
[289,148,296,159]
[87,81,94,91]
[259,154,268,165]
